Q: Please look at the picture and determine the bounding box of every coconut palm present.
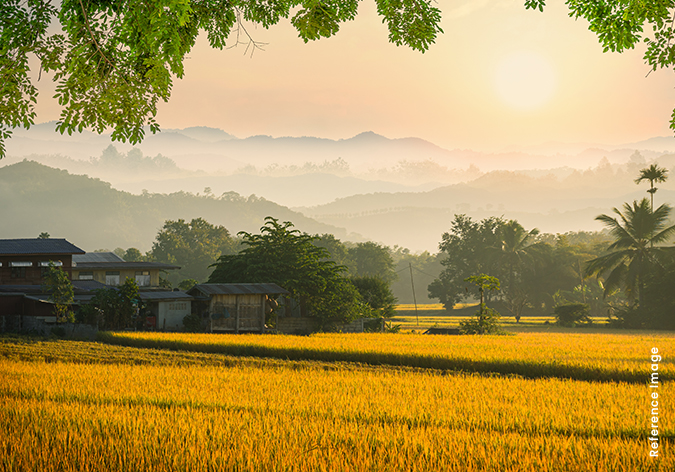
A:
[585,198,675,307]
[635,164,668,211]
[490,220,540,316]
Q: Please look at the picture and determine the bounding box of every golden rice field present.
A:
[0,332,672,471]
[99,330,674,383]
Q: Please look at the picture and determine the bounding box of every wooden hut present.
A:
[187,283,288,333]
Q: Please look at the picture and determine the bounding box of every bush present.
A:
[459,305,502,335]
[554,303,591,327]
[364,318,384,333]
[182,313,203,333]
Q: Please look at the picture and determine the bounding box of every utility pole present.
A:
[409,263,419,326]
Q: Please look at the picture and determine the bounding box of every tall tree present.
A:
[89,278,141,330]
[348,241,396,283]
[428,215,503,309]
[149,218,234,284]
[350,275,397,318]
[209,217,364,324]
[42,263,75,322]
[635,164,668,211]
[586,198,675,307]
[489,220,540,318]
[0,0,443,157]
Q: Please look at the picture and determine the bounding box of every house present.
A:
[0,238,85,285]
[188,283,289,333]
[0,239,192,334]
[72,252,179,288]
[0,238,87,329]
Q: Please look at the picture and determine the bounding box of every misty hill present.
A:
[11,123,675,178]
[298,158,675,251]
[115,172,438,208]
[0,161,356,252]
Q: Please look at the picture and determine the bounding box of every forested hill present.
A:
[297,160,675,251]
[0,161,354,251]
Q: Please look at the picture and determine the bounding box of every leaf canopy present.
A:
[0,0,444,156]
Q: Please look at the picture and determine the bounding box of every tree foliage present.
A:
[88,278,141,330]
[459,274,502,335]
[0,0,443,157]
[348,241,396,283]
[149,217,234,284]
[209,217,364,324]
[585,198,675,306]
[350,275,397,318]
[429,215,609,316]
[428,215,504,309]
[42,263,75,322]
[554,303,591,327]
[635,163,669,210]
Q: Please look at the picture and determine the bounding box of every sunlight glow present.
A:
[494,51,557,111]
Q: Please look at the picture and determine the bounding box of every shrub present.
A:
[459,305,502,335]
[554,303,591,327]
[182,313,203,333]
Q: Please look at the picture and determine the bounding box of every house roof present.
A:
[71,280,109,291]
[73,252,124,263]
[0,280,107,294]
[138,290,193,301]
[73,261,180,270]
[0,238,85,256]
[188,283,289,296]
[73,290,193,304]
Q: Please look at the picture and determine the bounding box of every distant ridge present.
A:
[0,161,356,251]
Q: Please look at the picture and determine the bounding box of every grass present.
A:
[0,334,672,471]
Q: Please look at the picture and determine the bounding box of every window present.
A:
[39,261,63,267]
[78,271,94,280]
[105,271,120,286]
[10,267,26,278]
[135,271,151,287]
[39,261,64,278]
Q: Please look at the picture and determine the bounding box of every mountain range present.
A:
[4,124,675,252]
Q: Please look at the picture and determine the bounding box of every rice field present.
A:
[0,332,672,470]
[99,330,674,383]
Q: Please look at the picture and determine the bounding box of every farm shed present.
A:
[188,283,288,334]
[139,291,193,331]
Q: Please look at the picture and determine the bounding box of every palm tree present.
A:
[490,220,540,316]
[635,164,668,211]
[585,198,675,307]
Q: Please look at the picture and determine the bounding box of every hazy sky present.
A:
[33,0,675,152]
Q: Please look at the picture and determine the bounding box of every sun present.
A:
[494,51,556,111]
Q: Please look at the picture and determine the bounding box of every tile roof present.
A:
[0,238,85,255]
[188,283,289,296]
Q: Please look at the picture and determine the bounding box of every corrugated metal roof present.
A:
[73,252,124,263]
[189,283,289,296]
[138,291,193,301]
[0,285,44,294]
[71,280,109,291]
[0,238,85,255]
[73,262,180,270]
